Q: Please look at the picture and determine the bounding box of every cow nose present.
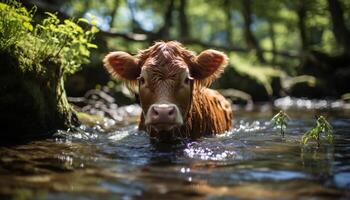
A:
[145,103,184,131]
[150,104,176,121]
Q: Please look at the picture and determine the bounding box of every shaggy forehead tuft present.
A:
[138,41,196,67]
[138,41,194,78]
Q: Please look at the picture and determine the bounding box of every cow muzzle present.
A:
[145,103,183,131]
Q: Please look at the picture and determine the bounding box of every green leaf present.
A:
[90,26,99,34]
[87,43,97,48]
[23,21,33,31]
[301,115,333,146]
[78,18,89,24]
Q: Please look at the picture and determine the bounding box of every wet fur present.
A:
[139,86,233,140]
[104,41,233,140]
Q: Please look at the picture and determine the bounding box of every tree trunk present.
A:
[297,0,308,52]
[224,0,234,45]
[241,0,266,63]
[268,21,276,64]
[179,0,189,39]
[109,0,119,28]
[327,0,350,56]
[157,0,175,38]
[126,0,143,33]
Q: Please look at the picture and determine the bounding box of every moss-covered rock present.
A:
[214,54,287,101]
[0,1,97,140]
[0,51,77,139]
[217,67,270,101]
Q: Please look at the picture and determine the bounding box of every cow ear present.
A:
[103,51,140,81]
[190,49,228,86]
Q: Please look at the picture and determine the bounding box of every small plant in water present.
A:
[302,116,333,147]
[271,110,289,137]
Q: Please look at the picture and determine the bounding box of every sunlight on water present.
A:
[55,127,99,141]
[223,120,270,136]
[183,120,271,161]
[184,143,241,161]
[275,96,350,110]
[1,101,350,199]
[107,125,138,141]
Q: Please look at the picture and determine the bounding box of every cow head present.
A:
[104,41,228,132]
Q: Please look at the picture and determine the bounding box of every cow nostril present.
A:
[152,107,159,116]
[168,107,175,116]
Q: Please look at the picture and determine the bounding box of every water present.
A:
[1,100,350,199]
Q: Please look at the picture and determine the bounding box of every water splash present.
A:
[1,104,350,199]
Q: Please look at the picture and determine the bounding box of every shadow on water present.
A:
[1,98,350,199]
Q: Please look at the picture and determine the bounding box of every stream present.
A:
[1,97,350,199]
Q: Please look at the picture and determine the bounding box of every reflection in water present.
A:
[0,103,350,199]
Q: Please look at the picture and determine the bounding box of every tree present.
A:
[327,0,350,56]
[252,0,285,64]
[241,0,266,63]
[109,0,120,27]
[154,0,175,38]
[297,0,308,52]
[224,0,234,45]
[179,0,190,39]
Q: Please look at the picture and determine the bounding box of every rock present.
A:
[216,67,270,102]
[0,52,77,140]
[218,88,253,106]
[334,67,350,95]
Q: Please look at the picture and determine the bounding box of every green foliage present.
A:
[58,0,347,64]
[271,111,333,147]
[0,1,99,76]
[230,54,285,96]
[302,116,333,147]
[0,1,33,51]
[32,12,99,75]
[271,110,289,137]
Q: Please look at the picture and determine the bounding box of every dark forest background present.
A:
[22,0,350,103]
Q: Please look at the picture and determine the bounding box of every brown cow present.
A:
[104,41,232,140]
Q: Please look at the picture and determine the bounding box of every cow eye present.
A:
[138,77,145,85]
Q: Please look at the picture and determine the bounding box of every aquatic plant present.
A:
[302,116,333,147]
[271,110,289,137]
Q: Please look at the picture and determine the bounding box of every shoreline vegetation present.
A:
[0,1,98,139]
